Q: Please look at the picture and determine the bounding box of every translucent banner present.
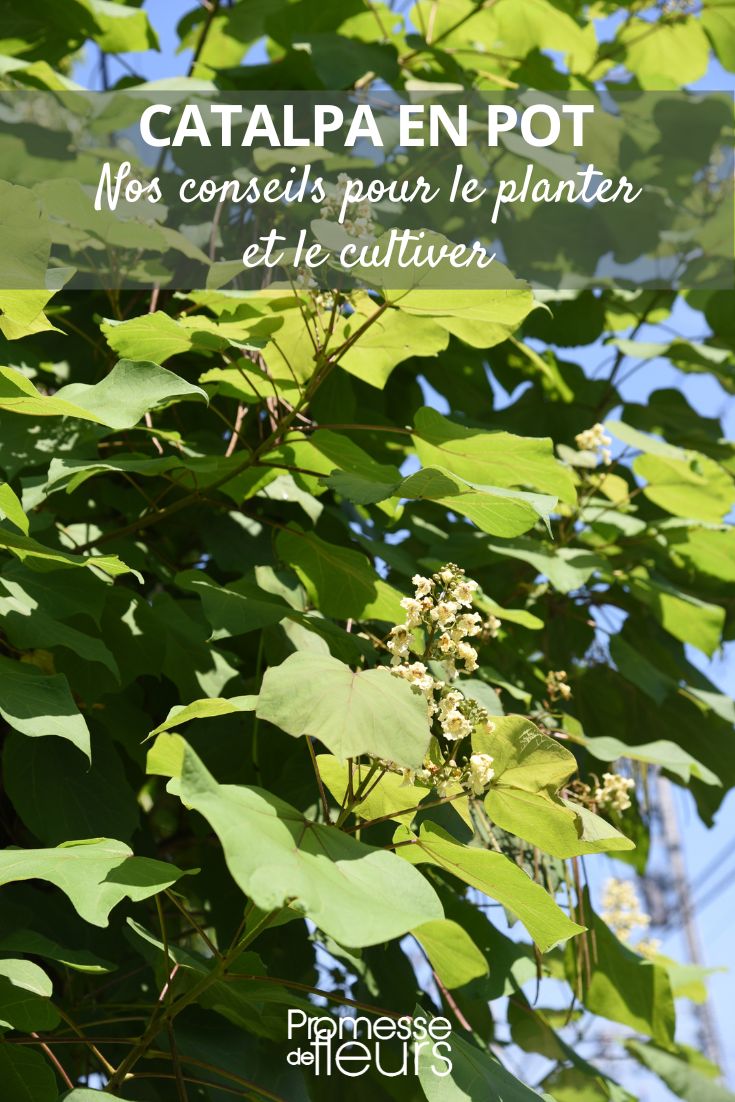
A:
[0,89,732,291]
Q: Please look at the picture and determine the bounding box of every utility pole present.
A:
[656,774,723,1069]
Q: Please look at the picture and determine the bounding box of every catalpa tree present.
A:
[0,2,734,1102]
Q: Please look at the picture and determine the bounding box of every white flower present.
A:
[454,579,478,606]
[456,641,478,672]
[485,614,502,638]
[575,423,613,466]
[601,878,651,942]
[437,632,455,655]
[387,624,411,664]
[441,709,473,741]
[575,423,611,451]
[438,690,463,717]
[430,600,459,626]
[454,612,483,638]
[397,661,435,695]
[595,772,635,812]
[399,597,424,628]
[439,568,454,584]
[412,574,434,598]
[467,753,495,795]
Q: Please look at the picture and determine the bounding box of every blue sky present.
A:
[73,2,735,1090]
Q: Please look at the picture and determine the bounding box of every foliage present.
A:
[0,2,734,1102]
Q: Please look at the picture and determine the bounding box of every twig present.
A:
[224,403,248,457]
[188,0,221,74]
[307,737,332,822]
[31,1034,74,1089]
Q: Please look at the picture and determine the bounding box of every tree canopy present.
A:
[0,2,734,1101]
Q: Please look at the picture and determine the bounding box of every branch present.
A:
[188,0,221,75]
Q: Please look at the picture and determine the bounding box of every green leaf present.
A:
[0,958,59,1032]
[149,695,257,737]
[60,1088,118,1097]
[492,0,596,68]
[317,754,426,824]
[0,484,28,534]
[606,419,685,459]
[87,0,159,52]
[617,16,710,88]
[60,1093,119,1102]
[168,742,443,948]
[480,716,633,858]
[634,452,734,523]
[669,526,735,584]
[0,580,119,678]
[277,527,403,622]
[572,735,720,786]
[390,286,535,349]
[609,635,675,706]
[0,295,58,341]
[334,303,449,389]
[0,526,136,580]
[395,821,584,952]
[413,919,489,989]
[413,407,576,505]
[0,839,187,928]
[257,652,431,768]
[626,1040,735,1102]
[657,958,724,1004]
[703,0,735,69]
[418,1019,551,1101]
[400,467,556,538]
[0,655,91,760]
[473,594,543,630]
[176,571,293,639]
[313,428,402,503]
[0,930,113,975]
[628,570,725,656]
[0,1046,57,1102]
[0,186,52,293]
[53,359,208,430]
[485,539,605,593]
[0,367,104,422]
[577,898,675,1045]
[483,715,578,793]
[101,312,200,362]
[3,734,139,845]
[486,787,633,859]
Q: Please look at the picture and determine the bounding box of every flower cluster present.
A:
[546,669,572,702]
[389,564,488,681]
[396,752,495,799]
[321,173,375,239]
[660,0,694,12]
[575,422,612,466]
[601,878,653,944]
[407,759,463,799]
[636,937,663,958]
[383,564,500,799]
[595,771,635,812]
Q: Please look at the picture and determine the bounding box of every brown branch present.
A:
[31,1034,73,1090]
